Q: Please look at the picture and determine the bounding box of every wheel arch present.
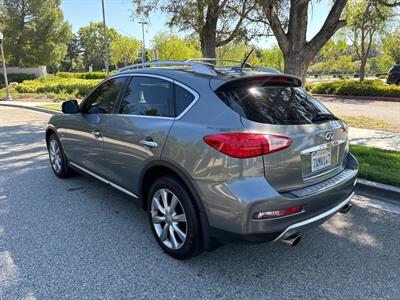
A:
[139,160,212,249]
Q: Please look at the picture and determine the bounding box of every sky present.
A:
[61,0,332,49]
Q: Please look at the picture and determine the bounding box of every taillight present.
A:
[253,206,302,219]
[203,133,292,158]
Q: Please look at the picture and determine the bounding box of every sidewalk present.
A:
[1,100,400,151]
[349,128,400,151]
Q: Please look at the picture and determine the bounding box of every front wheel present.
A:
[147,176,202,259]
[47,134,74,178]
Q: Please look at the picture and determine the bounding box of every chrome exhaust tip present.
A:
[280,233,302,247]
[340,203,353,214]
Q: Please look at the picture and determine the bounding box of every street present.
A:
[0,106,399,299]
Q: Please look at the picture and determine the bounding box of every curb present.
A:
[357,179,400,203]
[0,102,60,115]
[313,94,400,102]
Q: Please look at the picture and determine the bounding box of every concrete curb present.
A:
[357,179,400,203]
[313,94,400,102]
[0,102,60,115]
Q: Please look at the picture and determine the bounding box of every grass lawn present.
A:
[37,103,62,111]
[339,115,391,131]
[350,145,400,187]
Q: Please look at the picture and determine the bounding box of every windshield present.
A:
[216,85,334,125]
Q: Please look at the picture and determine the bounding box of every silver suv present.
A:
[46,60,358,259]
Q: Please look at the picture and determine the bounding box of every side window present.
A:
[83,78,126,114]
[119,77,173,117]
[175,84,195,116]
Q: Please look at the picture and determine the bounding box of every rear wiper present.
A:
[312,112,339,122]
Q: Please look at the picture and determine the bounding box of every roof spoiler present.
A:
[211,74,303,91]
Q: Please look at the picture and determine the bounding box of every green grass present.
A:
[339,115,391,131]
[37,103,62,111]
[350,145,400,187]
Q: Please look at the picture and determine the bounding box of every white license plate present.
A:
[311,149,331,172]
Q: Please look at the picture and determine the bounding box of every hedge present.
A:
[307,79,400,97]
[0,73,36,87]
[55,72,107,79]
[15,75,102,97]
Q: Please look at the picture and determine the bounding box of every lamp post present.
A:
[0,32,12,101]
[138,21,148,64]
[101,0,110,74]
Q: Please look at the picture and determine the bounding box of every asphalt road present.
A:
[1,106,399,300]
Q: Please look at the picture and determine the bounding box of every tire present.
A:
[147,176,202,259]
[47,134,74,178]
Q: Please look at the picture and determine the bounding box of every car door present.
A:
[99,75,176,194]
[61,77,127,175]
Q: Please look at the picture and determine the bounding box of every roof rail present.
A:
[118,60,217,76]
[186,58,252,68]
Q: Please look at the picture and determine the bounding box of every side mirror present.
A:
[61,99,80,114]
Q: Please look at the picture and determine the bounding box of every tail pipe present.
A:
[340,203,353,214]
[280,233,302,247]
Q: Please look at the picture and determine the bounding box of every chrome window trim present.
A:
[69,162,139,199]
[273,192,354,242]
[173,80,200,120]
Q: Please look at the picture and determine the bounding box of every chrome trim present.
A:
[301,140,346,155]
[69,162,139,199]
[303,165,343,182]
[273,192,355,242]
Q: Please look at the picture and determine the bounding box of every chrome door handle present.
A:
[140,139,158,148]
[92,130,102,139]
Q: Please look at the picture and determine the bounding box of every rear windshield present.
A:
[216,85,333,125]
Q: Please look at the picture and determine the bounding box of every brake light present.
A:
[203,133,292,158]
[253,206,302,219]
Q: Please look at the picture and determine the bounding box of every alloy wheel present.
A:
[49,139,62,173]
[151,188,188,250]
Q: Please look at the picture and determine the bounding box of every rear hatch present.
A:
[214,75,349,192]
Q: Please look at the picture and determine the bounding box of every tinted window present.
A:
[119,77,173,117]
[83,78,125,114]
[389,65,400,72]
[216,85,332,125]
[175,84,195,116]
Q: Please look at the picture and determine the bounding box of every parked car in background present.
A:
[46,60,358,259]
[387,65,400,85]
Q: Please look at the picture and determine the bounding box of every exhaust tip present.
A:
[280,234,302,247]
[340,203,353,214]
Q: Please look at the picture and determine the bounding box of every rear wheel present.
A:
[47,134,74,178]
[147,176,202,259]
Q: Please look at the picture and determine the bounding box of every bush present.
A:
[0,73,36,87]
[308,79,400,97]
[15,75,102,98]
[55,72,107,79]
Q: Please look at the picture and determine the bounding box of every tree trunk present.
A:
[200,32,216,58]
[359,57,367,81]
[283,53,311,84]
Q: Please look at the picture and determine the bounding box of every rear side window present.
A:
[216,85,332,125]
[175,84,195,116]
[119,77,173,117]
[389,65,400,72]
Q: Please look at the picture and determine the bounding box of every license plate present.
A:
[311,149,331,172]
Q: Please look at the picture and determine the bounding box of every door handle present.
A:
[140,139,158,148]
[92,130,102,139]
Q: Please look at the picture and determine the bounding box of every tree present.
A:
[382,29,400,64]
[258,0,349,82]
[61,33,84,71]
[110,35,141,67]
[216,42,261,65]
[346,0,390,81]
[78,22,119,71]
[131,0,269,58]
[0,0,72,67]
[151,32,201,60]
[260,45,284,71]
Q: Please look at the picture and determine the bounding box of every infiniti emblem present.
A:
[325,132,334,141]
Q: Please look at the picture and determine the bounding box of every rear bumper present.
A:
[204,153,358,243]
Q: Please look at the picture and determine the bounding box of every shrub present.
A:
[308,79,400,97]
[0,73,36,87]
[15,75,102,98]
[55,72,107,79]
